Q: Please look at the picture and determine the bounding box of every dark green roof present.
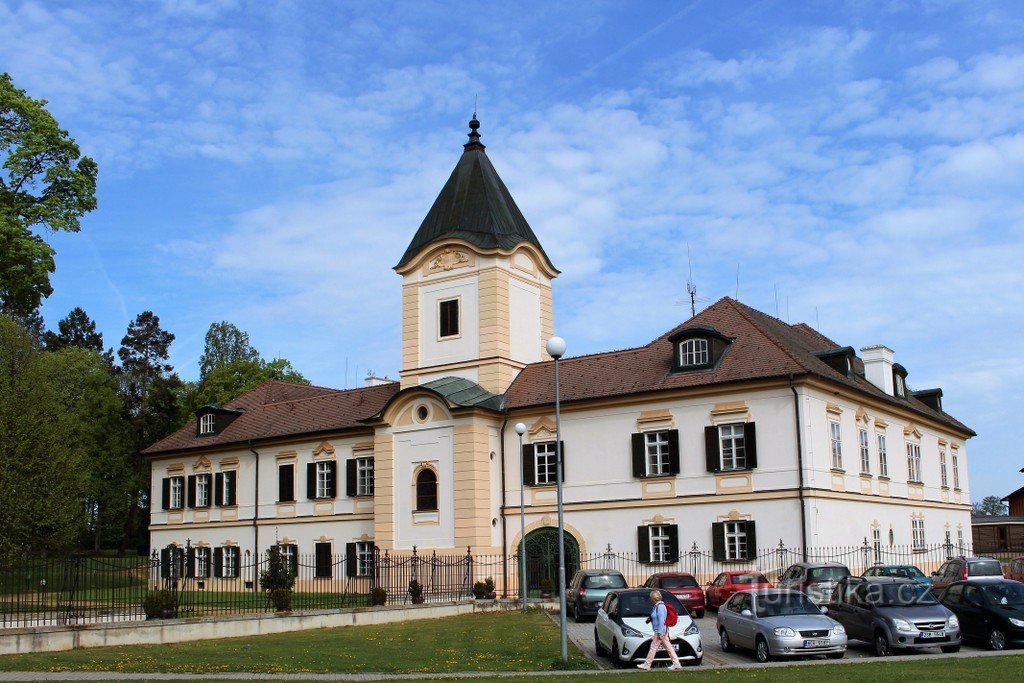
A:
[395,118,555,271]
[421,376,504,412]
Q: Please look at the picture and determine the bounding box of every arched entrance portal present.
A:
[524,527,580,597]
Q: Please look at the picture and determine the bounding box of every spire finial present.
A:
[465,111,484,150]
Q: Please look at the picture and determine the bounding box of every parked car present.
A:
[777,562,851,605]
[567,569,628,622]
[1005,557,1024,583]
[939,579,1024,650]
[644,572,706,618]
[717,588,847,663]
[594,588,703,667]
[828,576,960,656]
[862,564,931,586]
[705,570,773,611]
[931,556,1004,592]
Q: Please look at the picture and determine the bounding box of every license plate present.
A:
[920,631,944,639]
[803,639,830,647]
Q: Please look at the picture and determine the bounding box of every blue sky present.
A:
[2,0,1022,502]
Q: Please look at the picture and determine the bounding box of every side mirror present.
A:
[819,605,829,614]
[740,609,753,617]
[931,571,939,577]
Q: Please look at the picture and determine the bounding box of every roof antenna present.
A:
[473,93,478,119]
[735,264,740,300]
[686,244,697,318]
[815,307,820,331]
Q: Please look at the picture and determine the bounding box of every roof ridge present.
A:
[724,298,814,374]
[261,382,396,408]
[527,343,652,366]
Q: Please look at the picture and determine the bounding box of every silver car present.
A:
[717,589,847,663]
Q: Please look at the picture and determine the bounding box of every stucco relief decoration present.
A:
[429,249,470,272]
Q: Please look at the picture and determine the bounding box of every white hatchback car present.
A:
[594,588,703,667]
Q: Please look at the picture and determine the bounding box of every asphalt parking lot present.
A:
[564,610,992,669]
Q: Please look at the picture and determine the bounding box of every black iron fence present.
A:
[1,540,1000,628]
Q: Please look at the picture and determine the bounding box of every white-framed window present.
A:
[355,541,373,577]
[195,546,211,578]
[719,424,746,470]
[872,527,882,561]
[678,338,709,367]
[438,298,459,338]
[356,457,374,497]
[952,450,960,489]
[534,442,558,485]
[911,518,926,550]
[940,449,948,488]
[170,476,184,509]
[222,546,239,578]
[957,527,965,553]
[280,543,296,576]
[199,413,215,435]
[859,428,870,474]
[829,420,843,470]
[645,431,670,476]
[906,442,922,483]
[196,473,210,507]
[649,524,672,563]
[725,521,748,561]
[316,461,334,499]
[877,433,888,477]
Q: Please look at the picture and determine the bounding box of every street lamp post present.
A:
[515,422,528,612]
[546,335,568,665]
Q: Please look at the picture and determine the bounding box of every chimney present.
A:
[364,371,397,387]
[860,345,895,395]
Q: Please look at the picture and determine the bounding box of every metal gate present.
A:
[524,527,580,596]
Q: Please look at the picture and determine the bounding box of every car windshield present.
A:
[873,583,937,606]
[756,593,820,617]
[981,583,1024,606]
[970,561,1003,577]
[619,592,683,618]
[881,566,925,579]
[661,576,699,589]
[584,574,627,589]
[734,573,769,585]
[808,567,849,582]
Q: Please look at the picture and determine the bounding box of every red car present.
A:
[1007,556,1024,582]
[643,572,706,618]
[705,570,773,610]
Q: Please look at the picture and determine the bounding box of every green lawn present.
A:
[0,609,594,674]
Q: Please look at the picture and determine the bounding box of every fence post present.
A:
[464,546,473,597]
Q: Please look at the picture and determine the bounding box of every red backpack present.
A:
[663,601,678,627]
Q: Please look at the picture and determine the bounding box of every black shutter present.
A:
[705,426,720,473]
[345,542,357,578]
[712,522,726,561]
[558,441,566,482]
[187,475,196,508]
[667,430,680,475]
[287,544,298,576]
[160,547,170,578]
[315,543,332,578]
[214,472,224,506]
[326,461,337,498]
[667,524,679,560]
[225,471,236,506]
[522,444,536,486]
[213,547,223,578]
[161,478,170,510]
[346,459,358,497]
[744,521,757,561]
[631,433,646,478]
[185,547,195,578]
[307,463,317,499]
[278,464,294,502]
[637,526,652,564]
[744,422,758,469]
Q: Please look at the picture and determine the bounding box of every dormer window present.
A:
[199,413,215,435]
[679,338,709,367]
[668,326,732,373]
[892,364,908,399]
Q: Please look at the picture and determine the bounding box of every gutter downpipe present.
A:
[248,440,260,566]
[498,411,509,598]
[789,374,808,561]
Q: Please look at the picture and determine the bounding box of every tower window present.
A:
[439,298,459,338]
[415,468,438,511]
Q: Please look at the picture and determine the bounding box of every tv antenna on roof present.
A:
[675,244,707,317]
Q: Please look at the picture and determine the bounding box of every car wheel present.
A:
[573,601,582,622]
[720,628,734,652]
[695,610,705,619]
[989,628,1007,651]
[941,645,961,654]
[611,639,624,667]
[826,652,845,660]
[874,631,891,657]
[594,628,608,656]
[755,636,772,663]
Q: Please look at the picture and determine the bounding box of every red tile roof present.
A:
[142,381,399,456]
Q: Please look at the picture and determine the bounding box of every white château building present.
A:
[145,118,974,586]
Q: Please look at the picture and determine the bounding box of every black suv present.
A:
[931,557,1003,592]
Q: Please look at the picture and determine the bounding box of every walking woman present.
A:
[638,590,683,670]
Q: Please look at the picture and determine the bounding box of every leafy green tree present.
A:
[264,357,308,383]
[0,73,98,317]
[183,357,309,415]
[972,495,1008,517]
[199,321,260,379]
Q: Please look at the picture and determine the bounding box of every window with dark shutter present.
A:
[214,472,224,506]
[223,471,237,506]
[306,462,317,499]
[637,526,652,563]
[631,433,646,478]
[185,547,195,578]
[439,298,459,338]
[705,426,720,473]
[162,478,171,510]
[278,464,294,502]
[667,430,680,475]
[160,547,171,578]
[325,461,337,498]
[213,547,223,578]
[345,542,357,578]
[187,475,197,508]
[315,542,332,578]
[711,522,726,561]
[745,521,757,560]
[521,444,536,486]
[346,459,358,497]
[744,422,758,469]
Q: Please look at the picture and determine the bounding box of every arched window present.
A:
[415,469,438,511]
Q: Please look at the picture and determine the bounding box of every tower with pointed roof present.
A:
[395,118,559,395]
